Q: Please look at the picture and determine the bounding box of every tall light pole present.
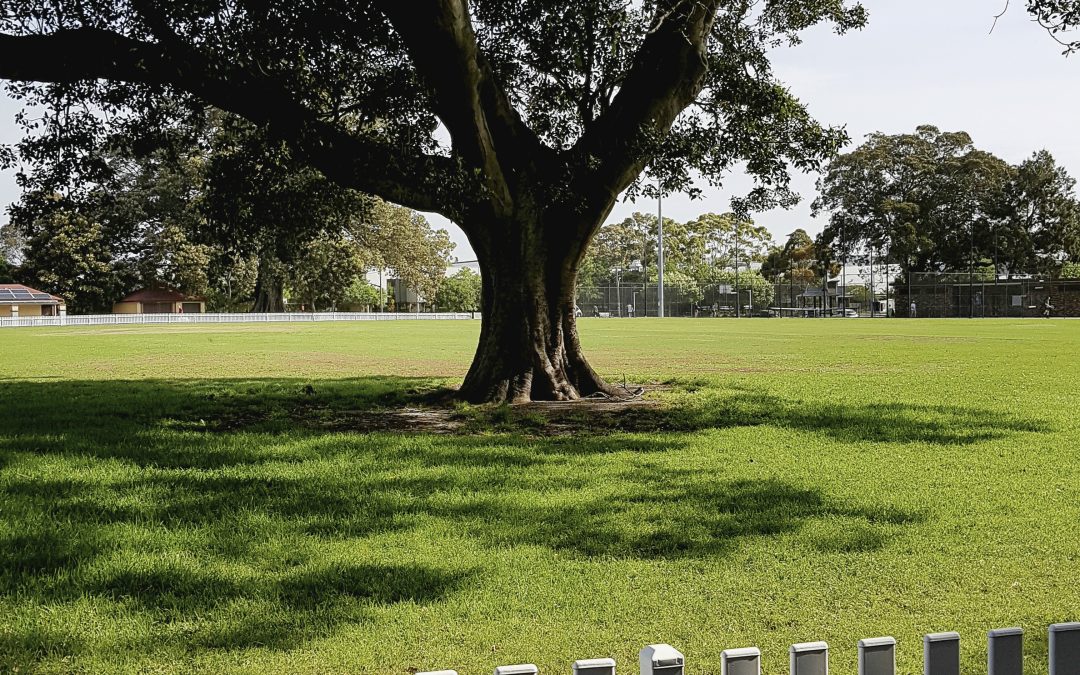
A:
[657,189,665,318]
[869,245,875,318]
[615,267,622,317]
[642,228,648,317]
[734,222,741,318]
[841,224,847,314]
[969,219,975,319]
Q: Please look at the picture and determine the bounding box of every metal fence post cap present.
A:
[493,665,538,675]
[572,658,616,667]
[988,627,1023,638]
[721,646,760,675]
[572,657,616,674]
[790,642,829,654]
[721,647,761,658]
[639,643,685,674]
[924,632,960,643]
[639,644,684,665]
[859,637,896,648]
[1050,622,1080,633]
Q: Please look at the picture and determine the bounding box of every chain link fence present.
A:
[576,283,776,318]
[576,274,1080,318]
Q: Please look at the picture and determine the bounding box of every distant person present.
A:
[574,304,582,318]
[910,301,916,318]
[1043,296,1055,318]
[593,305,600,318]
[627,303,634,318]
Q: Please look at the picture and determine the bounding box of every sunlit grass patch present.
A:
[0,319,1078,672]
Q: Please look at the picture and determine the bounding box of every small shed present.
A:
[113,288,206,314]
[0,284,66,317]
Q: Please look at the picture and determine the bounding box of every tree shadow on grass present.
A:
[0,376,1048,448]
[0,376,1040,662]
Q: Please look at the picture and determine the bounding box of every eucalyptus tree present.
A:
[0,0,866,401]
[815,126,1079,277]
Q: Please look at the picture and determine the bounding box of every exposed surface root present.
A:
[293,389,659,436]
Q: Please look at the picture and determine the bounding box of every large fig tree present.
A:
[0,1,864,402]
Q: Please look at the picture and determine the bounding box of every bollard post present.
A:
[572,657,616,675]
[923,632,959,675]
[858,637,896,675]
[988,627,1023,675]
[721,647,761,675]
[790,641,828,675]
[1050,622,1080,675]
[639,644,685,675]
[494,665,538,675]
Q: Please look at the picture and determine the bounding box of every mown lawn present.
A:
[1,319,1078,674]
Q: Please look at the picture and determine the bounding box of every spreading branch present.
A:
[0,27,456,217]
[572,0,721,214]
[377,0,544,217]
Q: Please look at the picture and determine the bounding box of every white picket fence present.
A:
[423,621,1080,675]
[0,311,480,328]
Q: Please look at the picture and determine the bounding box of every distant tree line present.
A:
[580,125,1080,307]
[580,211,778,306]
[0,109,454,314]
[813,125,1080,280]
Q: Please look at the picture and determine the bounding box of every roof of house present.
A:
[0,284,64,305]
[119,288,205,304]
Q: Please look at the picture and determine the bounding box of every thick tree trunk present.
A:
[251,256,287,313]
[458,212,618,404]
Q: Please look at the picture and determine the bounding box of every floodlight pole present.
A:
[869,246,875,318]
[885,245,891,317]
[734,223,741,318]
[969,220,975,319]
[642,230,648,317]
[615,267,622,317]
[657,190,665,318]
[841,223,847,314]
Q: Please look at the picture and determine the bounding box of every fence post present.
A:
[640,644,685,675]
[571,657,616,675]
[923,632,959,675]
[721,646,760,675]
[988,627,1023,675]
[790,641,828,675]
[1050,622,1080,675]
[858,637,895,675]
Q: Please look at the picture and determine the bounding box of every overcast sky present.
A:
[2,0,1078,262]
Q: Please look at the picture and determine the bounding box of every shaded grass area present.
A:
[1,320,1079,673]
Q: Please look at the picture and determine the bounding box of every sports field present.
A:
[1,319,1078,673]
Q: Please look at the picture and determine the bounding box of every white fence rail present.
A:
[0,311,480,329]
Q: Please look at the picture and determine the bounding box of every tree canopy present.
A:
[435,268,483,312]
[4,112,454,312]
[580,211,774,293]
[813,125,1080,277]
[0,0,867,401]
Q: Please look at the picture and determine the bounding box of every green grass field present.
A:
[1,318,1078,674]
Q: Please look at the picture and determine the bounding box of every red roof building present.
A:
[0,284,66,318]
[113,288,206,314]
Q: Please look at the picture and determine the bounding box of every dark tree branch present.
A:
[376,0,546,217]
[573,0,721,202]
[0,27,457,218]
